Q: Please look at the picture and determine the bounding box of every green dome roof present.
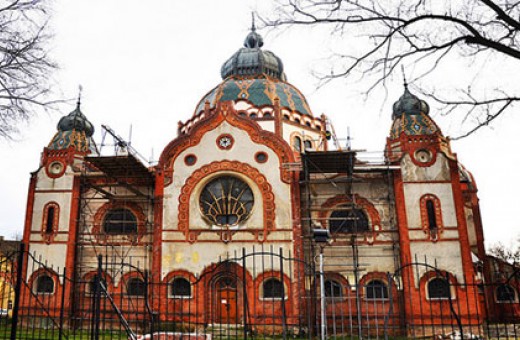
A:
[195,75,312,116]
[221,24,286,81]
[390,85,440,138]
[48,101,96,153]
[194,24,312,117]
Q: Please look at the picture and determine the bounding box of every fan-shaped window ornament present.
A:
[103,208,137,234]
[329,205,369,233]
[199,176,254,227]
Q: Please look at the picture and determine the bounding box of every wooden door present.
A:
[216,277,238,323]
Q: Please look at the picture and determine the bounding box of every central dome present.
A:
[193,25,313,117]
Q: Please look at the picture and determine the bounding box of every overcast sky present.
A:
[0,1,518,249]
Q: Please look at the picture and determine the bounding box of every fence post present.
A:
[10,243,24,340]
[92,255,102,340]
[279,248,288,340]
[242,248,248,339]
[58,267,67,340]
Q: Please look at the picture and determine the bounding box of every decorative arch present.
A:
[254,271,292,301]
[177,160,275,234]
[41,202,60,243]
[28,269,61,296]
[419,270,458,300]
[92,201,147,244]
[419,194,444,241]
[158,101,296,186]
[319,194,381,242]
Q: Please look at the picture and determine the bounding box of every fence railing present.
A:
[0,245,519,339]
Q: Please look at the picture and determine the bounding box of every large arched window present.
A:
[262,278,284,299]
[324,279,343,298]
[427,278,451,299]
[103,208,137,234]
[35,275,54,294]
[171,277,191,298]
[88,275,107,295]
[199,176,254,227]
[496,284,516,303]
[126,278,146,297]
[365,280,389,300]
[329,205,369,233]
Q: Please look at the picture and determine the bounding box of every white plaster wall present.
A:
[27,243,67,276]
[409,242,465,284]
[36,165,75,190]
[282,123,323,151]
[31,192,72,234]
[257,121,275,132]
[401,153,451,182]
[403,183,457,231]
[163,121,292,231]
[161,242,293,280]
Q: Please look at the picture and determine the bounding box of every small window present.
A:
[325,279,342,298]
[263,112,271,118]
[127,278,146,297]
[426,200,437,230]
[306,122,312,127]
[283,114,289,120]
[88,275,108,294]
[428,278,451,299]
[262,278,284,299]
[496,284,516,302]
[366,280,388,300]
[294,118,301,124]
[45,207,55,234]
[104,208,137,234]
[36,275,54,294]
[304,140,313,151]
[250,113,257,118]
[293,136,302,152]
[171,277,191,298]
[329,205,369,233]
[239,112,247,117]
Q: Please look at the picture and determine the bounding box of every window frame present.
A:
[260,278,287,301]
[324,279,343,299]
[495,284,517,303]
[365,280,389,301]
[103,208,138,235]
[427,277,453,300]
[126,277,147,297]
[328,204,370,234]
[170,277,192,299]
[35,275,55,295]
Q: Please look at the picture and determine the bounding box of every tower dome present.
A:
[48,100,96,153]
[191,22,313,118]
[389,85,440,138]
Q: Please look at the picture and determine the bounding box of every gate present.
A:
[2,245,520,339]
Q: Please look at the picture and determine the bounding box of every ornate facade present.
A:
[19,25,516,335]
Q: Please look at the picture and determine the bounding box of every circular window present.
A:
[47,161,64,177]
[415,149,432,163]
[255,152,268,163]
[184,154,197,166]
[199,176,254,227]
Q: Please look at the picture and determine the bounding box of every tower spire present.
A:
[77,84,83,108]
[251,12,256,32]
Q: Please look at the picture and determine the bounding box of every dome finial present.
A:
[401,65,408,90]
[77,84,83,108]
[251,12,256,32]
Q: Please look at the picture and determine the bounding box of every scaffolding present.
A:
[299,149,402,287]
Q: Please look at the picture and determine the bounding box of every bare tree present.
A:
[265,0,520,139]
[0,0,56,139]
[489,241,520,265]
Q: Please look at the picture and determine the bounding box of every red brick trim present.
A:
[92,202,147,244]
[177,160,275,239]
[41,202,60,243]
[419,194,444,241]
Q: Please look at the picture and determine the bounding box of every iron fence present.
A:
[0,245,519,339]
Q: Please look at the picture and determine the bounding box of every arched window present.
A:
[262,278,284,299]
[304,140,313,151]
[126,278,146,296]
[293,136,302,152]
[427,278,451,299]
[324,279,342,298]
[88,275,108,294]
[294,118,301,124]
[42,203,59,235]
[329,205,369,233]
[420,195,443,237]
[249,113,257,118]
[199,176,254,227]
[426,200,437,230]
[104,208,137,234]
[171,277,191,298]
[263,111,271,118]
[36,275,54,294]
[365,280,388,300]
[496,284,516,302]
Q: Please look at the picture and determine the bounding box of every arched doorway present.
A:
[213,275,240,324]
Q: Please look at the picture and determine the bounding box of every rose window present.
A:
[199,176,254,227]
